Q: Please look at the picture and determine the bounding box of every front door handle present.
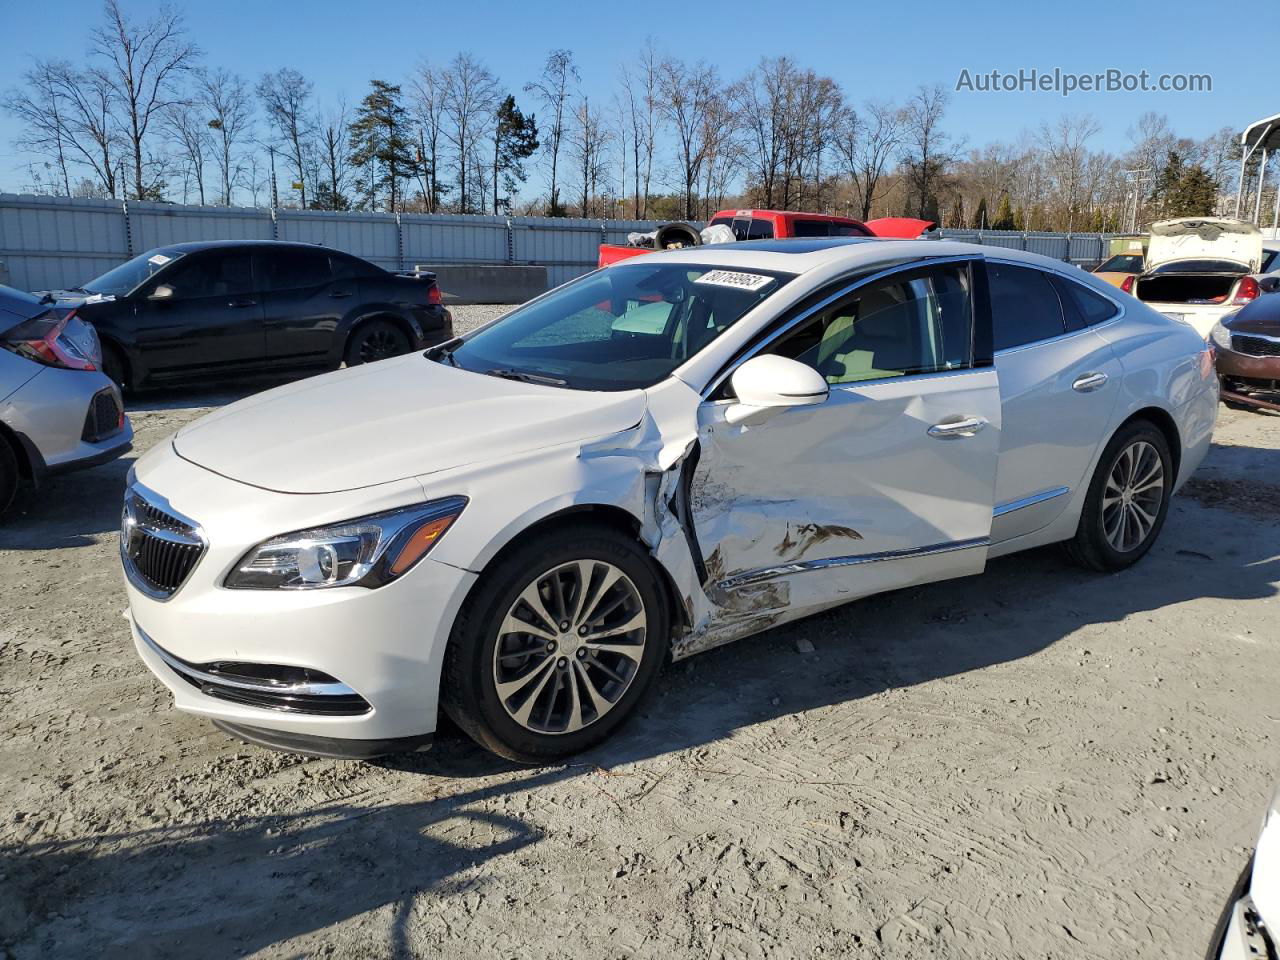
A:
[329,290,353,298]
[228,298,257,308]
[928,416,988,439]
[1072,371,1109,393]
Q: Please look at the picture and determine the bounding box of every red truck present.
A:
[597,209,934,267]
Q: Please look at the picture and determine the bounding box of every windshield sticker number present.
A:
[147,254,171,266]
[695,270,772,292]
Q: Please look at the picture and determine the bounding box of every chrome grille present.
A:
[1232,334,1280,357]
[121,488,206,599]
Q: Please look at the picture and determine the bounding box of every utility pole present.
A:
[268,144,279,210]
[1121,168,1152,233]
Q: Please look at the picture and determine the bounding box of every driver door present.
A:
[689,259,1002,622]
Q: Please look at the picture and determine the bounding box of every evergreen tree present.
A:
[1153,150,1218,217]
[972,196,988,229]
[348,80,418,212]
[991,194,1016,230]
[492,95,539,214]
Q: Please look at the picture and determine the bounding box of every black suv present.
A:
[44,241,452,390]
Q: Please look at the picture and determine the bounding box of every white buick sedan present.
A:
[123,238,1216,761]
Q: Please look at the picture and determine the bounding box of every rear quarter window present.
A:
[987,263,1068,350]
[1052,275,1120,328]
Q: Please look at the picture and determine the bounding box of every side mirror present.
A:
[1259,275,1280,294]
[148,284,174,301]
[725,354,829,426]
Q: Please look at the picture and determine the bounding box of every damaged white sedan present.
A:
[123,238,1216,761]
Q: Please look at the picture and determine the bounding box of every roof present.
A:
[1241,113,1280,152]
[148,239,337,255]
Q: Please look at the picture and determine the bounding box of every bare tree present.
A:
[567,96,611,216]
[900,84,958,221]
[4,62,77,196]
[164,101,209,203]
[91,0,199,199]
[1039,114,1102,230]
[315,99,352,210]
[197,68,251,205]
[438,53,501,214]
[618,41,660,218]
[410,63,448,212]
[524,49,579,215]
[836,99,904,220]
[256,68,315,207]
[658,57,720,219]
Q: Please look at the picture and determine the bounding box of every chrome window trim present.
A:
[993,485,1070,518]
[700,254,988,400]
[717,536,989,591]
[987,257,1127,357]
[120,483,208,602]
[136,622,361,698]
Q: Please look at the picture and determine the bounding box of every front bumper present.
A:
[124,453,478,746]
[1206,855,1276,960]
[1216,345,1280,411]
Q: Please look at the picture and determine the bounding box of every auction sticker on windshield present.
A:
[695,270,773,292]
[147,254,172,266]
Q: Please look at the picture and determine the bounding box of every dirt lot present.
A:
[3,310,1279,958]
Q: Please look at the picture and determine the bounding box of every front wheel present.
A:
[442,526,668,762]
[344,320,411,366]
[1066,420,1173,572]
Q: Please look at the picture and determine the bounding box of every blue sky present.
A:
[0,0,1266,196]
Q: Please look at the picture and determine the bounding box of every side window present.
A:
[266,250,332,290]
[766,265,973,385]
[162,252,254,300]
[987,263,1067,351]
[1052,275,1120,328]
[730,217,751,241]
[792,220,830,238]
[832,224,869,237]
[747,218,774,240]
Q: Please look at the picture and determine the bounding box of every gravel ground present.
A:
[2,315,1279,958]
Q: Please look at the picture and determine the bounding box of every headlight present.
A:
[224,496,466,590]
[1209,322,1232,351]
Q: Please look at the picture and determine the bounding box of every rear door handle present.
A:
[228,298,257,308]
[1072,372,1109,392]
[329,290,353,298]
[928,416,988,439]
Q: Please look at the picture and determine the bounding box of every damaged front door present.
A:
[687,259,1000,646]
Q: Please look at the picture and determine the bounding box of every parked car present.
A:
[1211,291,1280,411]
[41,241,453,390]
[597,210,934,267]
[0,284,132,516]
[1123,218,1280,338]
[1092,249,1146,288]
[123,238,1215,761]
[1205,786,1280,959]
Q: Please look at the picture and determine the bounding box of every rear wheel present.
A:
[442,525,668,762]
[1066,420,1173,572]
[344,320,411,366]
[0,438,19,519]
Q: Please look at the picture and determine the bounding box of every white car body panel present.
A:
[123,239,1218,748]
[1146,217,1263,273]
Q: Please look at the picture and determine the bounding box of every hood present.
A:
[172,355,648,494]
[1147,218,1262,272]
[1225,295,1280,337]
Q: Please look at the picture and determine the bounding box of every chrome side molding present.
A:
[718,537,989,591]
[993,485,1070,518]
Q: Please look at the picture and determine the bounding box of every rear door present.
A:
[131,248,265,375]
[987,262,1122,543]
[688,258,1001,626]
[258,248,346,363]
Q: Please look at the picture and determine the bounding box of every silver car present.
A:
[0,284,133,516]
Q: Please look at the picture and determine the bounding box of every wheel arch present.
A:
[1118,405,1182,480]
[342,310,415,360]
[0,420,40,483]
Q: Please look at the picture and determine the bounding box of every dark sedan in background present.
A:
[1212,290,1280,412]
[43,241,453,390]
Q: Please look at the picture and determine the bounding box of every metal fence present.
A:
[0,193,1120,293]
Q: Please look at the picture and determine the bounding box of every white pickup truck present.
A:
[1126,217,1280,338]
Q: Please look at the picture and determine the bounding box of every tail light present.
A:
[426,284,443,306]
[1232,276,1260,306]
[1120,275,1135,294]
[1,309,99,371]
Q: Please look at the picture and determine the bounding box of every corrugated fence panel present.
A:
[935,228,1115,265]
[0,194,128,291]
[278,210,401,270]
[402,214,508,267]
[130,202,272,250]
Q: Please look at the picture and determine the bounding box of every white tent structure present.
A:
[1238,113,1280,234]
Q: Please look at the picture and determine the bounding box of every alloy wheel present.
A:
[359,329,402,363]
[492,559,648,735]
[1101,439,1165,553]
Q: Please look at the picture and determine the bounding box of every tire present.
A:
[344,320,411,366]
[0,438,19,519]
[1066,419,1173,572]
[442,524,669,763]
[101,342,127,391]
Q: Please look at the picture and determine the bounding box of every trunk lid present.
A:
[172,355,648,493]
[1147,218,1262,272]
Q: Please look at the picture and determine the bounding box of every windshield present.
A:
[1097,254,1143,273]
[84,249,185,296]
[443,262,794,391]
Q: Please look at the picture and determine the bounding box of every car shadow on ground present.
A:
[4,495,1278,957]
